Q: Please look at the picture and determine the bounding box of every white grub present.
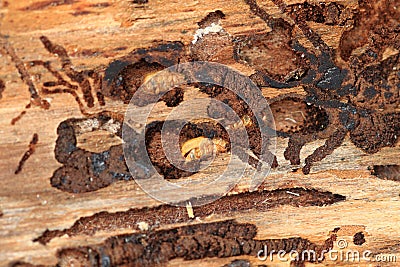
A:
[192,22,224,44]
[100,119,121,134]
[137,221,149,231]
[76,118,99,134]
[186,201,195,218]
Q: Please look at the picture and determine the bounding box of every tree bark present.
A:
[0,0,399,266]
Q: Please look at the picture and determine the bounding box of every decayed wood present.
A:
[0,0,399,266]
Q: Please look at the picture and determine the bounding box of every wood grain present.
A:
[0,0,399,266]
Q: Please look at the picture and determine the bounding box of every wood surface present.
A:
[0,0,399,266]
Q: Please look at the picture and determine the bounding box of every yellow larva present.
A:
[181,137,228,161]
